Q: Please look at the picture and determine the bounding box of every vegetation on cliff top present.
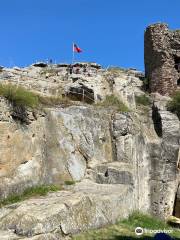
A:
[0,83,39,108]
[167,91,180,119]
[0,83,72,109]
[96,95,129,112]
[0,84,129,113]
[0,83,73,123]
[73,211,180,240]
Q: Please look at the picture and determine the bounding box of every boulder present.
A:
[0,180,133,239]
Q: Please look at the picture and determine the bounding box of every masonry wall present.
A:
[144,23,180,95]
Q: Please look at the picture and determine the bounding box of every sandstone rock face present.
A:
[144,23,180,95]
[0,62,179,238]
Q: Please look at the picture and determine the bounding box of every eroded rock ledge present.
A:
[0,181,133,239]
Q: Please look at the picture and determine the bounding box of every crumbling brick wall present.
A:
[144,23,180,95]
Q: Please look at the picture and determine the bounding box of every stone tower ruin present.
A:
[144,23,180,95]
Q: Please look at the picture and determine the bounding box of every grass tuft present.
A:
[72,211,180,240]
[167,91,180,120]
[0,185,62,207]
[135,94,151,106]
[120,211,169,230]
[0,84,39,109]
[97,95,129,112]
[0,83,72,110]
[64,180,76,185]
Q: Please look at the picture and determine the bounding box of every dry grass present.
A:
[38,95,71,107]
[0,83,73,109]
[0,83,39,108]
[96,95,129,112]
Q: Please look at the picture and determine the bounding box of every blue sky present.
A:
[0,0,179,70]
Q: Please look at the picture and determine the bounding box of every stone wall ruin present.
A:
[144,23,180,95]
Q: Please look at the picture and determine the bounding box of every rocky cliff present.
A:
[0,62,179,239]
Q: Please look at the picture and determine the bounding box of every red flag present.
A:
[73,43,82,53]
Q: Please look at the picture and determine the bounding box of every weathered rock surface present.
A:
[0,61,179,238]
[0,63,143,109]
[0,180,133,239]
[150,108,180,218]
[0,105,114,198]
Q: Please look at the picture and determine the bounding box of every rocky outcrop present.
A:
[0,181,133,239]
[0,63,143,109]
[0,61,179,238]
[0,105,114,198]
[149,109,180,218]
[66,85,94,103]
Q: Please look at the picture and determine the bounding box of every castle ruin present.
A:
[144,23,180,95]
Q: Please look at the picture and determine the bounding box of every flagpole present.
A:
[72,42,75,64]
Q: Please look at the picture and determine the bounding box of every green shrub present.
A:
[135,94,150,106]
[0,185,62,207]
[97,95,129,112]
[167,91,180,119]
[64,180,76,185]
[0,84,38,109]
[0,84,72,110]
